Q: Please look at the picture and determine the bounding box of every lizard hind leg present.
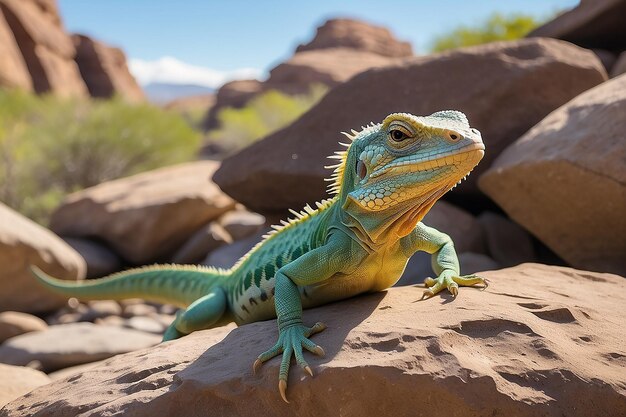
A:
[162,287,227,342]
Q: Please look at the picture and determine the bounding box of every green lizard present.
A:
[33,111,486,402]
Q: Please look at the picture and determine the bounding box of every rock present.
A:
[479,74,626,275]
[0,203,86,313]
[170,221,232,264]
[62,237,122,278]
[0,322,160,372]
[202,18,407,131]
[422,201,485,254]
[0,312,48,343]
[295,18,412,58]
[214,38,607,212]
[203,230,268,269]
[72,34,144,103]
[3,264,625,416]
[593,49,617,73]
[0,364,50,408]
[0,0,88,97]
[47,360,104,381]
[477,212,535,267]
[123,316,167,334]
[122,303,157,318]
[218,207,265,241]
[0,8,31,90]
[611,51,626,77]
[528,0,626,50]
[81,300,122,321]
[50,161,237,265]
[458,252,500,274]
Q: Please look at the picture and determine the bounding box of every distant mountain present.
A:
[143,82,215,104]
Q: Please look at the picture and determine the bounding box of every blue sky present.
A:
[58,0,578,87]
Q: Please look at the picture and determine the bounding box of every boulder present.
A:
[477,212,535,267]
[0,322,160,372]
[0,203,86,313]
[2,264,624,416]
[0,312,48,343]
[528,0,626,50]
[170,222,232,264]
[203,230,268,270]
[218,207,265,241]
[62,237,122,278]
[72,34,144,103]
[0,8,31,90]
[50,161,236,265]
[0,364,50,408]
[611,51,626,77]
[0,0,88,97]
[202,18,408,131]
[295,18,412,58]
[479,74,626,275]
[458,252,500,274]
[422,201,485,254]
[214,38,607,212]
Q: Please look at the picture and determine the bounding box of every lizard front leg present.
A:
[401,222,487,299]
[254,231,366,402]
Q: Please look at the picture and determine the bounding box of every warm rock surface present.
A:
[72,34,144,102]
[0,322,160,372]
[62,237,122,278]
[0,364,50,408]
[477,212,535,267]
[0,312,47,343]
[611,51,626,77]
[0,8,31,90]
[170,222,232,264]
[0,203,86,313]
[203,230,268,269]
[203,19,407,130]
[528,0,626,50]
[214,38,607,212]
[218,207,265,241]
[0,0,87,97]
[50,161,236,265]
[2,264,624,416]
[295,18,412,57]
[421,201,485,254]
[479,74,626,275]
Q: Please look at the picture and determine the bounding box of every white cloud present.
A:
[129,56,263,88]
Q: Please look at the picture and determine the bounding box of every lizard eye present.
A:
[390,129,408,142]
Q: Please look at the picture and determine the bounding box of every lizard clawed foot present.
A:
[421,273,487,300]
[253,321,326,403]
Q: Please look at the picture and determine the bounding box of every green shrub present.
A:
[430,13,543,53]
[207,85,327,151]
[0,90,201,224]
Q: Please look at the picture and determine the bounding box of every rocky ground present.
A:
[1,0,626,415]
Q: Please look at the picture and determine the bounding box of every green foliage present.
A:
[207,85,327,151]
[430,13,543,53]
[0,90,201,224]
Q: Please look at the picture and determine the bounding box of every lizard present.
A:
[32,110,486,402]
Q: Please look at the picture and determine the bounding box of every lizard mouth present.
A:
[368,145,485,181]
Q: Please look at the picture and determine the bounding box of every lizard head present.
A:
[328,111,484,243]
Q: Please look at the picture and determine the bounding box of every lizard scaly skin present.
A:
[33,111,486,402]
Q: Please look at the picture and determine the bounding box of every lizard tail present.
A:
[31,264,228,308]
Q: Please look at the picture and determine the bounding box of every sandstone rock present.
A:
[81,300,122,322]
[72,34,144,103]
[479,74,626,275]
[0,203,86,313]
[295,18,412,58]
[50,161,236,265]
[214,38,607,212]
[611,51,626,77]
[477,212,536,267]
[47,360,103,381]
[203,230,268,269]
[218,207,265,241]
[2,264,624,416]
[458,252,500,274]
[122,303,157,318]
[0,312,47,343]
[123,316,167,334]
[202,79,263,130]
[0,364,50,408]
[0,322,160,372]
[0,8,31,90]
[528,0,626,50]
[0,0,88,97]
[170,221,232,264]
[422,201,485,254]
[62,237,122,278]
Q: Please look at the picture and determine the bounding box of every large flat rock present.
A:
[0,203,86,313]
[49,161,236,265]
[2,264,624,416]
[0,364,50,409]
[214,38,607,212]
[479,74,626,275]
